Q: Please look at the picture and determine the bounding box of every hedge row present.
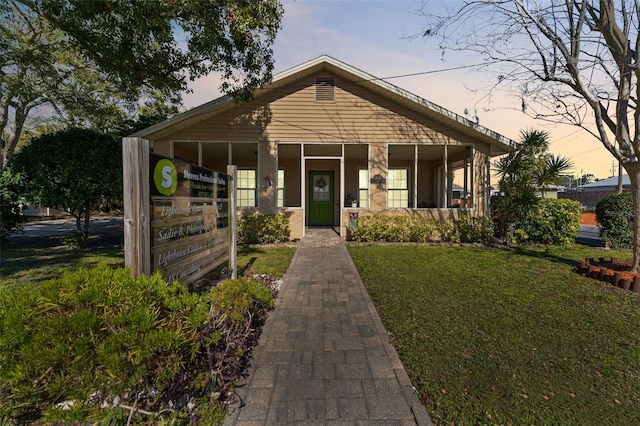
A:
[513,198,582,245]
[351,214,494,244]
[352,199,582,246]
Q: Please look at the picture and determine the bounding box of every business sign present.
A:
[149,154,229,283]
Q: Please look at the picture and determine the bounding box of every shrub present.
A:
[6,128,122,247]
[237,213,290,244]
[0,198,25,245]
[353,215,455,243]
[596,192,633,249]
[0,266,274,424]
[515,198,581,245]
[454,215,494,243]
[353,215,410,242]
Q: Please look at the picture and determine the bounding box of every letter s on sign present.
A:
[153,159,178,196]
[161,166,173,189]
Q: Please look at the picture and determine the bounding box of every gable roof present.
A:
[580,174,629,190]
[132,55,518,155]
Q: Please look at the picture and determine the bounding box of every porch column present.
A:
[463,158,468,208]
[340,145,345,238]
[470,147,475,210]
[443,143,448,208]
[413,145,418,208]
[301,145,306,237]
[485,156,491,217]
[258,138,277,214]
[369,142,387,210]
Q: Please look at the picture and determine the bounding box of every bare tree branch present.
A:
[421,0,640,269]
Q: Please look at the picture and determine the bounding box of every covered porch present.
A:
[165,139,485,240]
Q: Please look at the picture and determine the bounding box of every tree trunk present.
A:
[73,203,91,247]
[629,165,640,272]
[83,202,91,245]
[74,211,83,246]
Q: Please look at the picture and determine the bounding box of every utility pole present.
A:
[618,161,623,193]
[580,168,583,186]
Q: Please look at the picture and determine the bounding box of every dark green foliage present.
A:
[238,214,290,244]
[515,198,581,245]
[6,128,122,246]
[0,168,26,244]
[596,192,633,248]
[116,93,182,137]
[0,267,275,424]
[28,0,283,99]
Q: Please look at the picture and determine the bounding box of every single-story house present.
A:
[559,175,629,207]
[541,184,560,199]
[130,55,517,240]
[580,174,630,192]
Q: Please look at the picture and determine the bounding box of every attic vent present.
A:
[315,77,335,101]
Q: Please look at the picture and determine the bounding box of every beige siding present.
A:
[154,74,479,146]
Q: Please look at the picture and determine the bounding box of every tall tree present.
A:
[422,0,640,270]
[1,0,283,166]
[15,0,283,98]
[116,92,183,137]
[0,1,133,166]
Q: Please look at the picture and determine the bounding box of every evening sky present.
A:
[183,0,616,180]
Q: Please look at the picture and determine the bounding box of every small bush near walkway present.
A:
[238,213,290,244]
[348,244,640,425]
[0,266,275,424]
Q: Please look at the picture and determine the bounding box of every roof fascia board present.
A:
[130,95,233,139]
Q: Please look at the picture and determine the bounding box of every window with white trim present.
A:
[358,169,369,208]
[276,169,285,208]
[237,169,256,207]
[387,169,409,208]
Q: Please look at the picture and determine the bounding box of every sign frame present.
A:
[123,137,236,283]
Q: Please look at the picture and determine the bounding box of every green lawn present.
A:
[0,246,125,286]
[237,244,297,277]
[347,244,640,425]
[1,244,296,287]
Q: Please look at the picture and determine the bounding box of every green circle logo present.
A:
[153,159,178,196]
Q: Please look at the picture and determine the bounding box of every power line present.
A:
[375,62,496,82]
[571,146,605,157]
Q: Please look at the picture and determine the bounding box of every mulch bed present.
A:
[578,257,640,293]
[580,212,599,225]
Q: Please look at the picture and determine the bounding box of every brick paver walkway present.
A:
[224,228,432,425]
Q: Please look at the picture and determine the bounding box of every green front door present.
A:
[309,172,334,226]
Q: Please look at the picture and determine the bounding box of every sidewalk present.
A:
[224,228,432,425]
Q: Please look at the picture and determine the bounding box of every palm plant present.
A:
[492,129,573,241]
